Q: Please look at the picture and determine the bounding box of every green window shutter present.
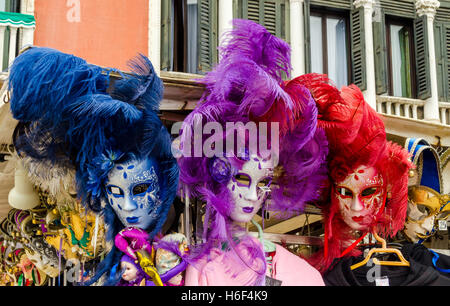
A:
[2,27,10,70]
[445,24,450,102]
[235,0,289,42]
[304,0,311,74]
[372,8,388,95]
[247,0,261,23]
[350,6,366,91]
[434,23,445,101]
[160,0,172,72]
[197,0,218,74]
[310,0,351,10]
[434,22,450,102]
[414,15,432,100]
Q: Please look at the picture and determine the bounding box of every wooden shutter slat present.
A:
[264,1,277,35]
[235,0,289,42]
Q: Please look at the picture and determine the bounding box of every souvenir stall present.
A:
[0,19,448,286]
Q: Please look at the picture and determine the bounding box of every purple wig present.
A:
[178,19,328,284]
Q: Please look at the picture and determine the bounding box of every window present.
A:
[0,0,19,12]
[309,10,350,89]
[386,17,416,98]
[161,0,200,74]
[0,0,20,71]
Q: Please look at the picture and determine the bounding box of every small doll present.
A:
[114,228,189,286]
[117,254,153,286]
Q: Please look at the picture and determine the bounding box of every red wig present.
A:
[295,74,413,273]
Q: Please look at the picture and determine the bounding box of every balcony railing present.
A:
[376,95,450,126]
[0,11,35,80]
[376,95,426,121]
[439,101,450,126]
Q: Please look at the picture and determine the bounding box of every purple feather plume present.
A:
[177,19,329,283]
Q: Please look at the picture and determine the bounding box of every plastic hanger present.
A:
[251,219,276,253]
[350,230,410,270]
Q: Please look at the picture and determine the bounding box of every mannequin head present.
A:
[404,186,450,243]
[403,138,449,243]
[7,47,179,286]
[177,19,329,286]
[292,73,413,273]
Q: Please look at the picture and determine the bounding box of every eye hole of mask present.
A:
[361,187,379,197]
[132,183,150,195]
[257,178,272,190]
[234,173,251,187]
[416,204,432,216]
[337,187,353,198]
[107,186,124,196]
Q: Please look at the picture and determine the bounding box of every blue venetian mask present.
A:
[105,157,162,230]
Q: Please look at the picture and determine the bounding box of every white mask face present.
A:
[227,154,273,223]
[105,157,162,229]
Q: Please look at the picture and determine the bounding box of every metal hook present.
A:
[3,91,10,104]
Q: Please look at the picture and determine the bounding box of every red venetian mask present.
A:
[332,165,387,231]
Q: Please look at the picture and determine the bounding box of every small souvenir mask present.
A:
[105,157,162,229]
[227,154,273,223]
[404,186,450,243]
[333,165,386,231]
[45,207,106,261]
[24,237,60,278]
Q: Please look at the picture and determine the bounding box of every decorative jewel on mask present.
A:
[87,150,126,199]
[208,157,234,184]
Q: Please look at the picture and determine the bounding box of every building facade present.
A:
[0,0,449,232]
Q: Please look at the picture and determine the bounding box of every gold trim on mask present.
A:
[408,185,450,224]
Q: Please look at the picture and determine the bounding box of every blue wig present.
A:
[8,47,179,285]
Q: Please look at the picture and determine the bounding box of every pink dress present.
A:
[185,239,325,286]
